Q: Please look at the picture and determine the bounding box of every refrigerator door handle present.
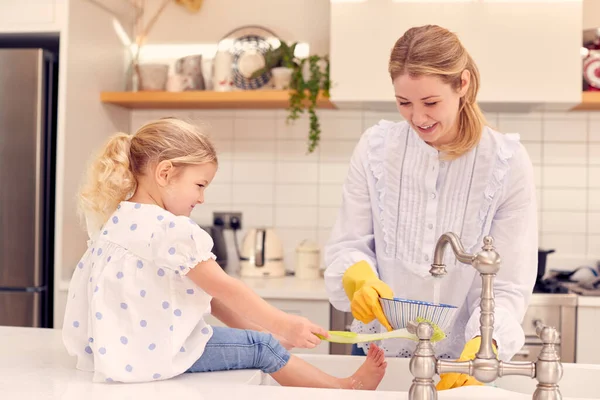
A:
[33,52,45,289]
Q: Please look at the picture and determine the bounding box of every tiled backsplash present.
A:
[131,109,600,272]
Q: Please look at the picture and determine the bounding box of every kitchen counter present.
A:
[0,326,590,400]
[234,275,329,300]
[529,293,578,306]
[235,276,579,305]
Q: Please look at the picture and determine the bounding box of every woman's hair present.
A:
[78,117,217,233]
[388,25,487,159]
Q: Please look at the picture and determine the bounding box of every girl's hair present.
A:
[78,117,217,233]
[388,25,487,159]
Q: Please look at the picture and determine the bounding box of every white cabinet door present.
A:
[576,305,600,363]
[0,0,63,33]
[205,299,331,355]
[267,299,331,355]
[330,0,582,105]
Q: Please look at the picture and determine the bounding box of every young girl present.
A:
[62,117,387,389]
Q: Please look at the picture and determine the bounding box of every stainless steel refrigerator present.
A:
[0,48,56,328]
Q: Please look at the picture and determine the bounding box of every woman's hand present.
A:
[342,261,394,331]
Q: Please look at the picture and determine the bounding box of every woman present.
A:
[324,25,537,390]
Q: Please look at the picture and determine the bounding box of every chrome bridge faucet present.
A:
[407,232,563,400]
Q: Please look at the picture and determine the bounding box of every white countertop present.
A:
[0,326,592,400]
[574,296,600,307]
[233,276,582,306]
[234,275,329,300]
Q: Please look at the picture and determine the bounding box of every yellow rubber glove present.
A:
[436,337,498,391]
[342,260,394,331]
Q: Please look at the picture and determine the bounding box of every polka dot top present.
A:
[62,201,216,383]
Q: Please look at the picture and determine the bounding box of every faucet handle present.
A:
[535,321,560,346]
[407,320,418,335]
[533,324,563,399]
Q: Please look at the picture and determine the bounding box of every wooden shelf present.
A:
[100,90,336,110]
[572,91,600,111]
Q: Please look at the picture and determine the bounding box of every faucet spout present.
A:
[429,232,474,277]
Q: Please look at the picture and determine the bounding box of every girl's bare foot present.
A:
[342,343,387,390]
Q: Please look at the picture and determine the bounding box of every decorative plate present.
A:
[583,51,600,90]
[218,25,281,90]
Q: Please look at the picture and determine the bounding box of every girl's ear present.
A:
[155,160,174,187]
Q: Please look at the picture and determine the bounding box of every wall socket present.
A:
[213,211,242,230]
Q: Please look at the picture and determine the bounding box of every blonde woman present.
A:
[324,25,537,390]
[62,118,387,387]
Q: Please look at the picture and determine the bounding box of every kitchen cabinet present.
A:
[575,297,600,364]
[330,0,582,107]
[205,298,331,355]
[0,0,65,33]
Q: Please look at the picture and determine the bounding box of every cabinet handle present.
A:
[515,349,531,357]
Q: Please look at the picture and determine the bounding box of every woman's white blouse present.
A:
[324,120,538,361]
[62,201,216,383]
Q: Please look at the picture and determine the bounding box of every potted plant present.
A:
[251,42,331,153]
[250,41,297,89]
[289,55,331,153]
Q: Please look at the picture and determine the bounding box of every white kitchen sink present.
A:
[259,354,600,399]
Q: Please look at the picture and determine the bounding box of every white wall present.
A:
[137,0,330,55]
[583,0,600,30]
[54,0,130,327]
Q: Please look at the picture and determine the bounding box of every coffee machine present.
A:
[200,225,228,269]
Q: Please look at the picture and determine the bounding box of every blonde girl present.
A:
[62,117,386,388]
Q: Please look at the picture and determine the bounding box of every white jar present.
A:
[295,240,321,280]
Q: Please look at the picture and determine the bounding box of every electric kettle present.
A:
[239,228,285,278]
